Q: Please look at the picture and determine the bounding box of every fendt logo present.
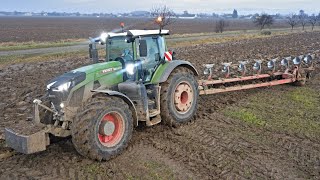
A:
[101,67,122,74]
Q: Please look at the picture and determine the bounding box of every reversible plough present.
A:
[199,53,318,95]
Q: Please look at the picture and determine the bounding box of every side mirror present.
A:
[89,44,92,58]
[139,40,148,57]
[89,44,99,63]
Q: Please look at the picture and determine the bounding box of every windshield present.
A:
[107,37,134,62]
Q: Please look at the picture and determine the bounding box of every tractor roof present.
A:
[108,29,169,38]
[91,30,170,43]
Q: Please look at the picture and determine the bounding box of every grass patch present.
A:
[84,163,104,174]
[288,87,318,108]
[167,28,320,48]
[225,109,266,126]
[142,160,175,180]
[83,163,109,179]
[124,160,175,180]
[167,31,286,48]
[0,39,85,51]
[0,50,88,67]
[224,86,320,140]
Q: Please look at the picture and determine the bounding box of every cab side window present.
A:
[145,37,160,62]
[139,36,160,81]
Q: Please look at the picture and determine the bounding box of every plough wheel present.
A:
[294,68,307,86]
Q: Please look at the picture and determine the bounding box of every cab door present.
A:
[137,36,166,82]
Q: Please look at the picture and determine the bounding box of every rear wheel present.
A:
[160,67,198,127]
[71,95,133,161]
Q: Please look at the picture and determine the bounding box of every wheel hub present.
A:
[174,82,193,113]
[97,112,124,147]
[99,121,115,136]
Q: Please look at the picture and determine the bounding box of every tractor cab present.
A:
[89,30,170,82]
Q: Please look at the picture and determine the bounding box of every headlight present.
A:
[52,82,71,92]
[126,63,135,75]
[46,81,56,90]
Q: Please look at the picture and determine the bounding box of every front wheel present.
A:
[160,67,199,127]
[71,95,133,161]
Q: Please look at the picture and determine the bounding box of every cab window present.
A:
[107,37,134,62]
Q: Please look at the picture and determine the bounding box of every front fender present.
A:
[91,90,138,126]
[150,60,199,84]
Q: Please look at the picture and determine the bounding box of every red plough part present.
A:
[199,53,318,95]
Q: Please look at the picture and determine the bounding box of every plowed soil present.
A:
[0,32,320,179]
[0,17,289,42]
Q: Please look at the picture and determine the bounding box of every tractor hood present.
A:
[71,61,121,74]
[46,71,86,92]
[46,61,122,91]
[45,61,123,111]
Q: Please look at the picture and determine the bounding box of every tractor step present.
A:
[148,99,156,109]
[146,115,161,126]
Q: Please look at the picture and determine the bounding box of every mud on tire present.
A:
[71,94,133,161]
[160,67,199,127]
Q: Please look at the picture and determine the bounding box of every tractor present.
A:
[5,28,317,161]
[5,29,199,161]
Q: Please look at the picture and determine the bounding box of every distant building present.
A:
[179,10,197,19]
[130,11,150,17]
[24,12,32,16]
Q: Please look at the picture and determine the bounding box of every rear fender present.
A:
[150,60,199,84]
[91,90,138,126]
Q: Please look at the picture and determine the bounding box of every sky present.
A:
[1,0,319,15]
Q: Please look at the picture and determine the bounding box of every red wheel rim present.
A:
[174,81,193,114]
[97,112,124,147]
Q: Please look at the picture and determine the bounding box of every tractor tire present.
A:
[160,67,199,127]
[294,68,307,86]
[71,94,133,161]
[39,94,54,124]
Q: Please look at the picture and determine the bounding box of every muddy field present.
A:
[0,32,320,179]
[0,16,290,42]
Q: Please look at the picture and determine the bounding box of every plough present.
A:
[199,54,317,95]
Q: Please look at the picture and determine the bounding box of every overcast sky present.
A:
[1,0,319,14]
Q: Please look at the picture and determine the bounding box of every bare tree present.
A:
[215,19,228,33]
[286,14,299,31]
[309,14,318,30]
[298,12,308,30]
[150,5,176,30]
[253,14,274,30]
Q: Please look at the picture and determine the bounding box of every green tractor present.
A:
[5,29,199,161]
